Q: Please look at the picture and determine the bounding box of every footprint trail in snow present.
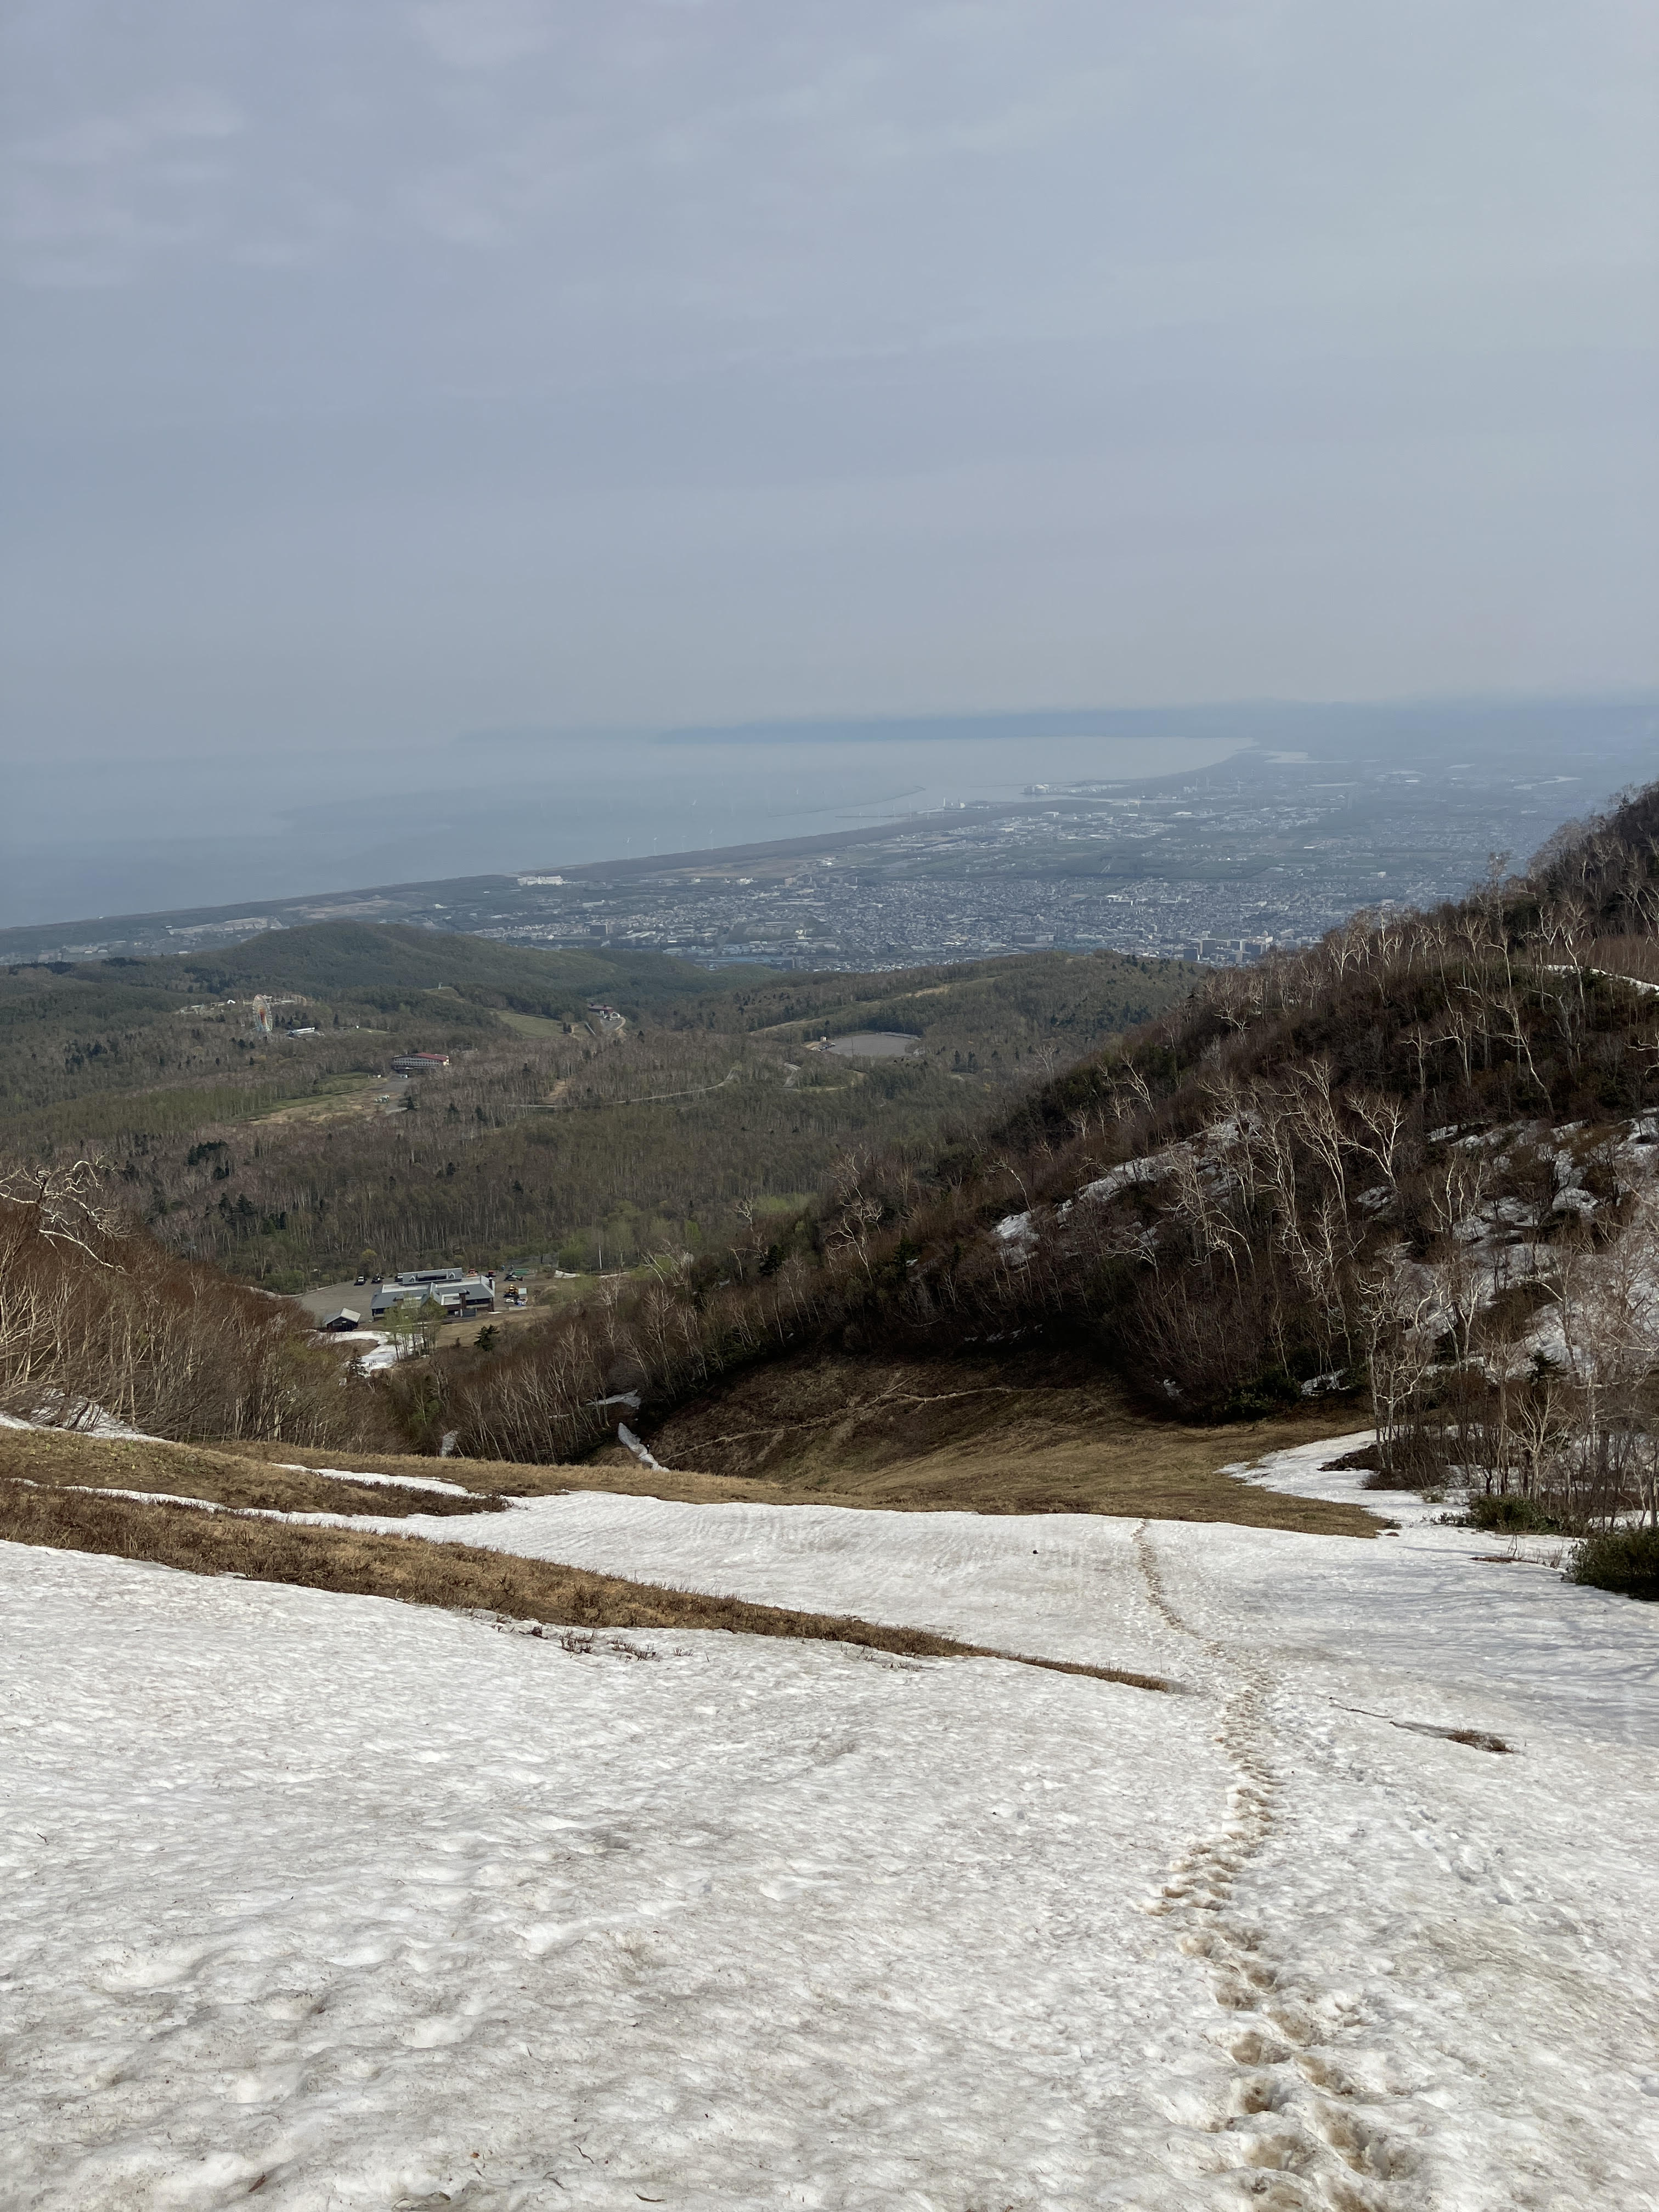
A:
[1137,1522,1410,2211]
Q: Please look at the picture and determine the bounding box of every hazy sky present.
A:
[3,0,1655,764]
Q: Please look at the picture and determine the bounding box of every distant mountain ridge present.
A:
[420,782,1659,1554]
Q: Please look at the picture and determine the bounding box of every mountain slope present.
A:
[425,784,1659,1537]
[2,927,1199,1288]
[171,921,747,1009]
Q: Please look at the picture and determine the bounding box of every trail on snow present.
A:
[1136,1522,1413,2212]
[4,1470,1655,2211]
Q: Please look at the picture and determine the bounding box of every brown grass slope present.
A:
[592,1353,1378,1532]
[417,780,1659,1475]
[0,1424,503,1517]
[0,1480,1175,1692]
[233,1357,1376,1536]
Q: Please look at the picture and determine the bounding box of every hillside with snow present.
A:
[4,1447,1656,2211]
[4,786,1659,2209]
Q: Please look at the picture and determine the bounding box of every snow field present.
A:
[3,1445,1656,2209]
[2,1544,1231,2212]
[283,1460,1659,2208]
[1137,1509,1659,2210]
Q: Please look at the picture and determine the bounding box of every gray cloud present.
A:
[0,0,1654,761]
[6,86,245,286]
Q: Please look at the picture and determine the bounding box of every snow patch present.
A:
[274,1462,475,1499]
[617,1421,664,1471]
[0,1401,160,1441]
[991,1209,1037,1261]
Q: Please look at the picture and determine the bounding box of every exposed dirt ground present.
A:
[232,1353,1379,1536]
[0,1427,502,1519]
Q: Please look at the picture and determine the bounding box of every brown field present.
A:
[0,1477,1174,1692]
[619,1355,1378,1532]
[247,1073,392,1127]
[0,1426,503,1519]
[232,1355,1376,1537]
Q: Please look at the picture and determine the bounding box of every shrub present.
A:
[1327,1444,1382,1473]
[1566,1526,1659,1601]
[1465,1491,1563,1535]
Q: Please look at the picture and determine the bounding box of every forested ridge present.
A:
[10,784,1659,1566]
[0,926,744,1121]
[0,929,1196,1284]
[400,784,1659,1547]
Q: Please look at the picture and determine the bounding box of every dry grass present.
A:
[234,1432,1376,1534]
[621,1356,1379,1533]
[240,1355,1376,1536]
[421,1304,551,1349]
[0,1480,1175,1692]
[249,1075,389,1127]
[0,1426,505,1519]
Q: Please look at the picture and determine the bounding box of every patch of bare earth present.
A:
[0,1481,1173,1692]
[230,1359,1374,1535]
[437,1355,1370,1536]
[0,1427,504,1518]
[660,1356,1377,1534]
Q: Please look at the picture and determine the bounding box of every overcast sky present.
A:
[3,0,1655,765]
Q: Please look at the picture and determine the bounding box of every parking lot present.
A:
[295,1273,544,1342]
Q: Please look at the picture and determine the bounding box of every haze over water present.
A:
[3,5,1652,932]
[0,726,1242,928]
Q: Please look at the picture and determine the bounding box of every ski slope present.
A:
[2,1448,1656,2210]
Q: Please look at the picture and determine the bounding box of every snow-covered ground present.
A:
[0,1404,159,1441]
[3,1448,1656,2210]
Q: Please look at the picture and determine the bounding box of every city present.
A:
[2,734,1609,975]
[472,743,1594,970]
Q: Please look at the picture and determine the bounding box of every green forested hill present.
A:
[174,922,757,1009]
[0,923,1199,1285]
[0,925,772,1121]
